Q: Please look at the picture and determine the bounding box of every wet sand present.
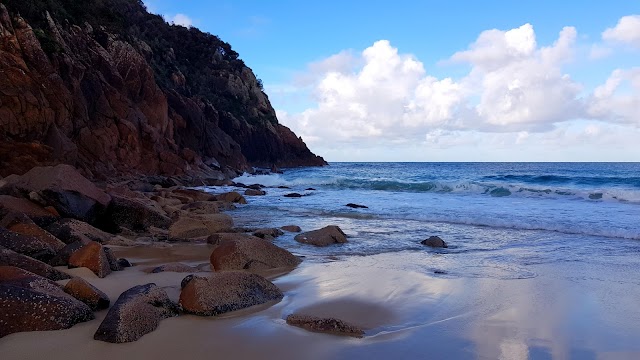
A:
[2,244,640,359]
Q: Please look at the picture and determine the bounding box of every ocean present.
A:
[212,162,640,358]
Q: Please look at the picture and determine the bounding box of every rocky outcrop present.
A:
[0,266,94,338]
[294,225,348,247]
[0,1,324,179]
[281,225,302,233]
[102,194,171,232]
[252,228,284,240]
[63,277,110,310]
[1,212,66,251]
[285,314,365,338]
[208,233,301,272]
[45,218,113,244]
[0,195,58,226]
[179,272,283,316]
[421,236,448,248]
[0,227,57,261]
[94,283,179,343]
[216,192,247,204]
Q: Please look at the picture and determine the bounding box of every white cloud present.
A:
[170,14,193,27]
[588,68,640,124]
[279,24,585,147]
[589,44,613,59]
[602,15,640,48]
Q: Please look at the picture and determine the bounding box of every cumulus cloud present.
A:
[602,15,640,48]
[170,14,193,27]
[279,23,585,146]
[587,68,640,124]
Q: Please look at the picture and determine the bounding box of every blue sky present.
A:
[144,1,640,162]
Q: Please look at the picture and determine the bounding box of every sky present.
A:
[143,1,640,162]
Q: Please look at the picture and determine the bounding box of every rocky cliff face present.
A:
[0,0,325,178]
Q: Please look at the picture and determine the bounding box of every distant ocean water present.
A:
[209,162,640,281]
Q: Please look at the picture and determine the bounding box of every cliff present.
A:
[0,0,326,179]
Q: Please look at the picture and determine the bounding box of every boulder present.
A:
[294,226,348,247]
[179,272,283,316]
[208,234,301,272]
[286,314,364,338]
[244,189,266,196]
[94,283,179,343]
[6,165,111,223]
[68,241,112,278]
[168,213,233,240]
[1,212,65,251]
[180,201,222,214]
[0,195,58,226]
[216,191,247,204]
[281,225,302,233]
[171,189,216,202]
[0,227,57,261]
[45,218,113,244]
[0,267,94,338]
[102,194,171,232]
[103,247,122,271]
[421,236,448,248]
[49,240,89,267]
[252,228,284,239]
[63,277,110,310]
[150,262,197,273]
[0,246,71,280]
[284,193,303,198]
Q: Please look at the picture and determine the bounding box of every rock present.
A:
[48,240,89,267]
[421,236,448,248]
[68,241,112,278]
[0,267,94,338]
[247,184,264,190]
[63,277,110,310]
[180,201,222,214]
[45,218,113,244]
[0,195,58,226]
[252,228,284,239]
[103,247,121,271]
[244,189,266,196]
[346,203,368,209]
[216,191,247,204]
[6,165,111,223]
[102,194,171,232]
[0,246,71,280]
[1,212,65,252]
[179,272,283,316]
[277,186,291,189]
[117,258,133,268]
[168,213,234,240]
[286,314,365,338]
[284,193,303,198]
[171,189,216,202]
[0,227,57,261]
[281,225,302,233]
[94,283,179,343]
[209,234,301,271]
[305,188,316,191]
[294,226,348,247]
[150,262,197,273]
[271,164,283,174]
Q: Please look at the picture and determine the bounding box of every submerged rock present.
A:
[286,314,364,338]
[179,272,283,316]
[252,228,284,239]
[209,233,301,272]
[294,226,348,247]
[0,266,94,338]
[94,283,179,343]
[345,203,368,209]
[216,192,247,204]
[244,189,266,196]
[283,193,303,198]
[63,277,110,310]
[421,236,448,248]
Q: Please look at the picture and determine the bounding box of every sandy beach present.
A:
[3,232,640,360]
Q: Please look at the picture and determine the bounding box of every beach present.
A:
[2,162,640,360]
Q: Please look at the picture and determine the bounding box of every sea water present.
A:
[212,162,640,358]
